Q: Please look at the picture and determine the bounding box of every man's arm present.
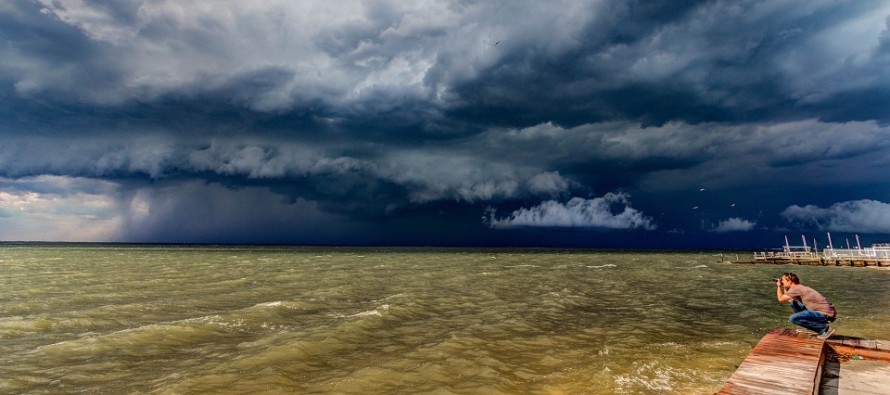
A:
[777,282,793,303]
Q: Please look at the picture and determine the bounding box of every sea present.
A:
[1,244,889,394]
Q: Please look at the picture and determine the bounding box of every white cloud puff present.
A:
[712,217,756,233]
[781,199,890,233]
[486,193,656,230]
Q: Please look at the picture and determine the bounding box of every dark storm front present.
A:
[1,245,889,394]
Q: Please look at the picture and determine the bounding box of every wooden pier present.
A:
[732,253,890,267]
[736,238,890,267]
[717,328,890,394]
[718,328,825,394]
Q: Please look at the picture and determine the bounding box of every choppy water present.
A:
[1,245,889,394]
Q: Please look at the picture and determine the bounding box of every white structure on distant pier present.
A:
[821,232,890,260]
[753,233,890,264]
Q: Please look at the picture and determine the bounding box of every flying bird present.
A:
[699,188,706,192]
[692,206,699,210]
[730,203,736,207]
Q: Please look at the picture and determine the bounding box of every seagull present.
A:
[495,41,500,46]
[693,206,699,210]
[730,203,736,207]
[699,188,706,192]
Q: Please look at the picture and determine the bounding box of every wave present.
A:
[673,264,709,269]
[614,361,686,393]
[34,321,227,359]
[249,300,326,312]
[586,264,617,269]
[334,304,390,319]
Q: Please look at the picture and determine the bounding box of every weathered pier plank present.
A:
[826,336,890,362]
[718,329,890,394]
[717,328,825,395]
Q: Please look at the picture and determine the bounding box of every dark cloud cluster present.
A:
[782,200,890,234]
[1,0,889,247]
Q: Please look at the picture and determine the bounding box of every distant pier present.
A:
[733,235,890,267]
[736,251,890,267]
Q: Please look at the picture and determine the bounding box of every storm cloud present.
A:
[1,0,889,247]
[781,200,890,234]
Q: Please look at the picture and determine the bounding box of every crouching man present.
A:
[776,272,837,340]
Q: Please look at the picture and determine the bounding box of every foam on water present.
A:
[333,304,391,319]
[586,263,618,268]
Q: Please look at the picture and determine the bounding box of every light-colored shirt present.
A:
[785,284,836,318]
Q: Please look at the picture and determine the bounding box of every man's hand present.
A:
[776,281,792,303]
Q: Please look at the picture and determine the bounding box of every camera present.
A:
[772,277,780,282]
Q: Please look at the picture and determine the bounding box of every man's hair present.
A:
[783,272,800,284]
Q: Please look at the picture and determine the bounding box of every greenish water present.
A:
[1,245,889,394]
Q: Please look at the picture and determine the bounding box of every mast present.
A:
[856,234,861,250]
[784,235,791,253]
[827,232,833,249]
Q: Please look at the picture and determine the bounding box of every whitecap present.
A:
[344,304,390,318]
[586,264,617,269]
[350,310,381,318]
[614,361,681,392]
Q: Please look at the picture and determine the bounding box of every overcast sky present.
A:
[2,0,890,248]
